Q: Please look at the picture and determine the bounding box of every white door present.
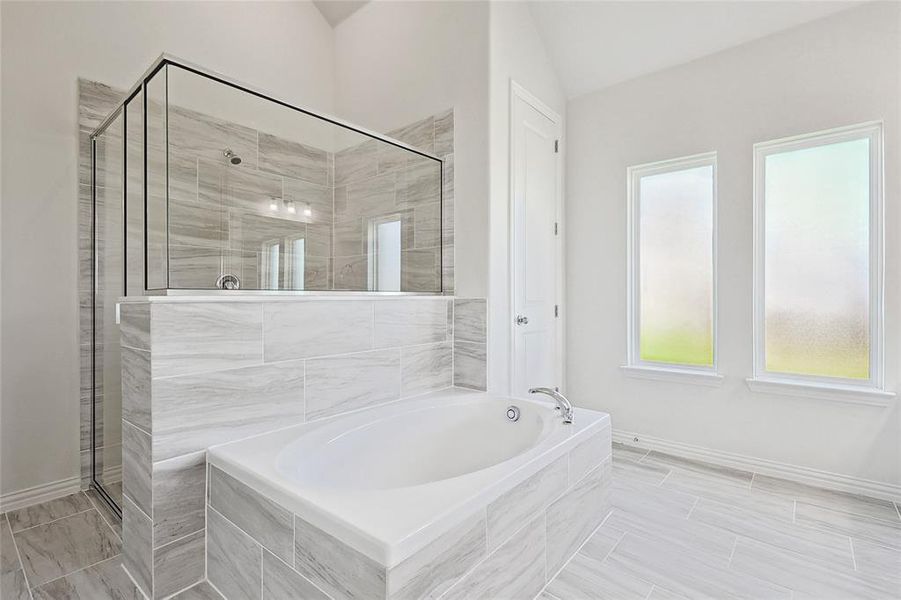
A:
[510,84,563,398]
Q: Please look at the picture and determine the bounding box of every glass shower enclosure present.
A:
[89,56,445,514]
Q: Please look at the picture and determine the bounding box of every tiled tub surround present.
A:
[79,76,457,488]
[205,389,612,599]
[451,298,487,390]
[118,295,486,598]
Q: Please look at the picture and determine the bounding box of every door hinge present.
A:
[554,304,559,318]
[554,222,559,235]
[554,139,559,153]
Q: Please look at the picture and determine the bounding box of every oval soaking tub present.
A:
[207,388,611,570]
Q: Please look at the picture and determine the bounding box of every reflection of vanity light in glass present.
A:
[285,199,297,214]
[269,197,279,211]
[304,205,313,217]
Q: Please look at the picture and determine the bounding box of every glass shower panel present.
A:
[93,112,124,507]
[125,92,144,296]
[162,64,443,291]
[146,66,168,290]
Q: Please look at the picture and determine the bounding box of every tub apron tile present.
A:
[387,511,487,600]
[294,516,386,600]
[209,466,294,563]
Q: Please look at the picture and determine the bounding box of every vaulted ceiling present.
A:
[528,1,862,98]
[313,0,369,27]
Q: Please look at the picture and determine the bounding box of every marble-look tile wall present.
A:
[332,110,454,293]
[119,296,456,599]
[162,104,338,291]
[204,422,612,599]
[452,298,487,390]
[78,78,458,489]
[159,102,452,294]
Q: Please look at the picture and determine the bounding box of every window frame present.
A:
[626,151,719,379]
[751,122,885,392]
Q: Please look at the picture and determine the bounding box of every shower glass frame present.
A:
[89,55,446,516]
[91,55,445,296]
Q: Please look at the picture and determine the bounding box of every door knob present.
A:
[516,315,529,325]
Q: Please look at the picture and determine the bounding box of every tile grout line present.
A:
[29,552,121,594]
[206,578,229,600]
[727,537,738,566]
[848,537,858,571]
[685,495,701,520]
[10,504,97,535]
[149,310,453,381]
[540,507,614,595]
[600,528,627,563]
[7,513,35,599]
[656,468,674,488]
[266,545,332,600]
[434,508,490,600]
[84,491,122,544]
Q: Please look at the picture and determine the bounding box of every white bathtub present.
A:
[208,388,610,568]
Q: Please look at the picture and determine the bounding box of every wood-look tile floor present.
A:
[0,490,220,600]
[2,447,899,599]
[539,442,901,600]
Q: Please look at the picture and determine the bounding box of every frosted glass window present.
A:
[628,154,716,372]
[761,135,873,380]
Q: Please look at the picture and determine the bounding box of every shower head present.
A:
[223,148,242,165]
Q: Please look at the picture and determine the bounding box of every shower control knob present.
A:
[516,315,529,325]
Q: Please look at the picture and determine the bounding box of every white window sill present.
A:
[620,365,724,387]
[745,378,896,407]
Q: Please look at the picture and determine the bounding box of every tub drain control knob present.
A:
[506,405,520,422]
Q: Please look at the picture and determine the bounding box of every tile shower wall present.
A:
[77,79,459,488]
[119,296,457,598]
[158,103,454,294]
[332,111,454,293]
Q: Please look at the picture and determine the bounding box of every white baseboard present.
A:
[613,429,901,504]
[0,476,82,513]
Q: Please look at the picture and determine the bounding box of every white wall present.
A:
[333,0,490,298]
[565,3,901,486]
[487,2,566,395]
[0,0,336,497]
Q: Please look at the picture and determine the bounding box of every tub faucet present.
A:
[529,387,574,424]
